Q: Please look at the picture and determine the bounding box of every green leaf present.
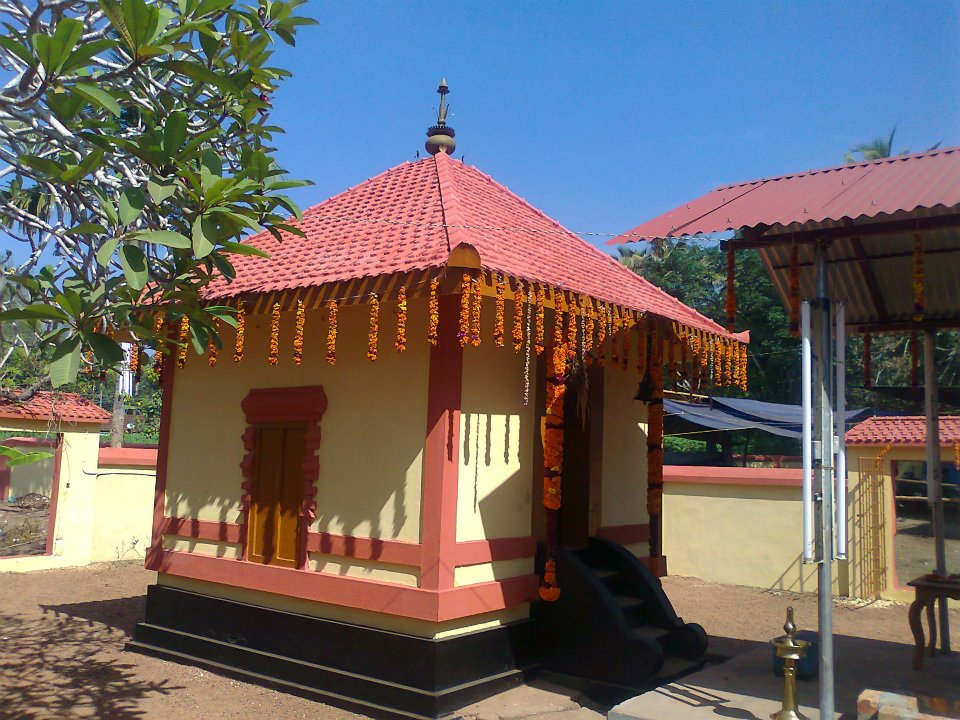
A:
[163,111,187,158]
[0,35,36,68]
[121,0,160,53]
[147,180,177,204]
[119,244,148,291]
[0,304,70,322]
[98,0,134,49]
[86,331,125,364]
[0,446,54,467]
[53,290,82,318]
[137,230,191,248]
[49,336,82,388]
[191,214,217,258]
[61,38,116,73]
[219,240,270,258]
[72,83,121,117]
[67,223,108,236]
[200,150,222,177]
[118,187,147,225]
[96,237,120,266]
[162,59,237,94]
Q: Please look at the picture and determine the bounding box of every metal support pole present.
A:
[835,303,847,560]
[924,330,950,653]
[801,301,814,562]
[815,245,835,719]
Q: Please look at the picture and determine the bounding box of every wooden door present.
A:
[247,423,307,568]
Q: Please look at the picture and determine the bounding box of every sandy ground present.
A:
[0,562,957,720]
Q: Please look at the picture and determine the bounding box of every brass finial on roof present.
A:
[425,79,456,156]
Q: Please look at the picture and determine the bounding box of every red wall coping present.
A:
[664,465,802,488]
[1,436,56,447]
[98,447,158,468]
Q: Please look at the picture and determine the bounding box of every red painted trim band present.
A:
[306,531,422,567]
[98,447,158,467]
[454,536,536,567]
[146,549,537,622]
[159,516,243,544]
[663,465,802,488]
[598,524,650,546]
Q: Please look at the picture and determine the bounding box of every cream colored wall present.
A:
[600,361,649,530]
[157,572,530,638]
[164,300,430,546]
[8,454,55,499]
[457,300,536,543]
[90,464,156,562]
[663,481,822,593]
[0,427,102,573]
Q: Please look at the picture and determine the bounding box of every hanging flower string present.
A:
[535,285,545,354]
[540,314,567,602]
[234,302,245,363]
[597,303,607,366]
[513,282,525,352]
[621,312,631,372]
[471,277,482,347]
[395,286,407,352]
[268,302,281,365]
[459,273,471,348]
[326,300,338,365]
[913,232,925,322]
[207,319,220,367]
[427,277,440,346]
[177,314,190,369]
[566,293,577,360]
[129,342,140,377]
[367,294,380,361]
[584,302,595,354]
[523,286,533,406]
[494,274,505,348]
[293,300,305,365]
[153,313,166,374]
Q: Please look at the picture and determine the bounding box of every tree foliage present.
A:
[0,0,314,393]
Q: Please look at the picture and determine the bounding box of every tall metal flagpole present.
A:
[815,243,835,719]
[924,330,950,652]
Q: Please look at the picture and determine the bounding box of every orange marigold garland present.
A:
[713,336,724,387]
[428,277,440,346]
[471,277,482,347]
[494,274,505,348]
[724,339,735,388]
[293,300,305,365]
[459,273,471,348]
[913,232,925,322]
[584,301,595,353]
[234,302,245,363]
[740,342,748,391]
[153,313,166,374]
[789,243,800,336]
[268,302,281,365]
[596,303,607,366]
[566,294,578,360]
[129,342,141,377]
[207,319,220,367]
[725,246,737,332]
[367,294,380,361]
[326,300,338,365]
[540,325,566,602]
[177,314,190,369]
[535,285,545,354]
[512,281,525,352]
[395,286,407,353]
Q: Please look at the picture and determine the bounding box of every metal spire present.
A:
[425,79,456,156]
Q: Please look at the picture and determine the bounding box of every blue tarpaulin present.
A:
[663,398,870,439]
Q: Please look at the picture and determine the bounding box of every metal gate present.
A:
[854,457,888,598]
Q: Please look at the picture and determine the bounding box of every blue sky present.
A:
[263,0,959,249]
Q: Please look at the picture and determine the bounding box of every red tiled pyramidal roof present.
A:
[204,152,736,339]
[846,416,960,446]
[0,391,111,426]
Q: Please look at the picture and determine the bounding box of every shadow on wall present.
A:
[0,608,180,719]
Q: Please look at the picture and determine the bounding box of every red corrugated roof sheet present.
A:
[0,391,111,425]
[846,416,960,446]
[203,152,734,339]
[610,146,960,243]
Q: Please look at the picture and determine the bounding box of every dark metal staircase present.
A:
[533,536,708,693]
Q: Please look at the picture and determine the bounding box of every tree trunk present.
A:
[110,380,125,447]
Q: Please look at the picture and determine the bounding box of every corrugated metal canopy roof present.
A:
[611,147,960,330]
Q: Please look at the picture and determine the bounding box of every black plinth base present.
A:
[128,585,536,719]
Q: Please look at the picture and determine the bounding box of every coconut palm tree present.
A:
[844,128,940,163]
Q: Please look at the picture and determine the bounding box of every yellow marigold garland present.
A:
[540,327,566,602]
[535,285,545,355]
[326,300,338,365]
[584,302,595,353]
[713,337,723,387]
[207,319,220,367]
[234,302,245,363]
[553,290,565,365]
[740,342,748,391]
[268,302,281,366]
[597,303,607,366]
[153,313,165,374]
[566,294,578,360]
[428,277,440,346]
[494,274,505,348]
[177,314,190,369]
[395,286,407,352]
[293,300,305,365]
[129,342,140,376]
[913,232,925,322]
[471,277,482,347]
[459,273,471,348]
[367,294,380,361]
[512,282,525,352]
